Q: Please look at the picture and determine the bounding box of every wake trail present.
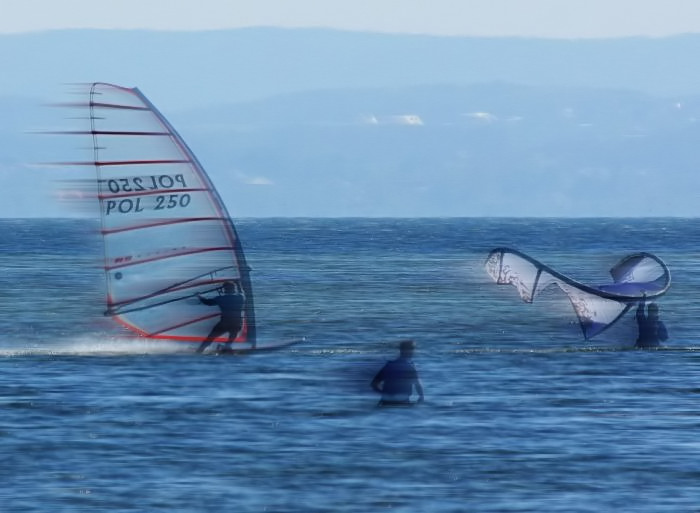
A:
[0,335,192,356]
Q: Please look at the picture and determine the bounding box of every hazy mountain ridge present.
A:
[171,84,700,217]
[4,28,700,107]
[2,29,700,217]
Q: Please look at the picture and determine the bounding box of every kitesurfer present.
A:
[371,339,424,406]
[635,295,668,349]
[196,281,247,353]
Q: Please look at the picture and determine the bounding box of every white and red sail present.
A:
[72,83,255,343]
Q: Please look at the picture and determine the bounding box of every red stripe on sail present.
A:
[110,314,246,343]
[60,130,172,136]
[148,313,219,336]
[97,159,191,166]
[90,101,150,111]
[55,159,191,166]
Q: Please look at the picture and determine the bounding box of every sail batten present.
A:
[149,320,211,338]
[105,246,237,270]
[108,282,224,310]
[60,130,173,136]
[79,82,256,344]
[89,102,150,111]
[52,159,192,167]
[97,159,192,166]
[92,130,171,136]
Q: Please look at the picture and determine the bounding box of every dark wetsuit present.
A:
[371,357,421,405]
[196,292,244,352]
[635,301,668,348]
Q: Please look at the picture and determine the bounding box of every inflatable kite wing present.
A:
[484,248,671,339]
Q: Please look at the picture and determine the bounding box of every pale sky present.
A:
[3,0,700,38]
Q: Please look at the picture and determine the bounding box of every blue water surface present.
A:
[1,218,700,512]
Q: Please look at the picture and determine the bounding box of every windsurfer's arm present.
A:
[198,295,216,306]
[414,378,425,403]
[636,295,646,322]
[371,367,385,393]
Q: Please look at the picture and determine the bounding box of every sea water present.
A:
[1,218,700,512]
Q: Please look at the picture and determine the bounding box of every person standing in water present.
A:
[196,281,247,354]
[635,295,668,349]
[371,339,424,406]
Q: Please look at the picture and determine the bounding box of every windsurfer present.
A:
[196,281,247,353]
[371,339,424,406]
[635,295,668,349]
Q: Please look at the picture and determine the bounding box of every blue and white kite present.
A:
[485,248,671,339]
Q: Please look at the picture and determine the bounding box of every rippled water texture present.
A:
[2,218,700,512]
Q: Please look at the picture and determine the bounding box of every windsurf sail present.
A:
[63,82,255,344]
[485,248,671,339]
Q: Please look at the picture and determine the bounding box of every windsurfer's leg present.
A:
[220,332,235,351]
[197,324,224,353]
[250,332,255,348]
[221,323,243,349]
[233,323,252,347]
[196,338,214,353]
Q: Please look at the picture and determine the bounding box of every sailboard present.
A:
[59,82,287,351]
[485,247,671,339]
